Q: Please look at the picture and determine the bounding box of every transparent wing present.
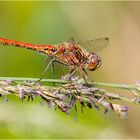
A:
[65,37,76,44]
[78,37,109,52]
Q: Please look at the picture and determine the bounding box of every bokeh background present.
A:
[0,1,140,138]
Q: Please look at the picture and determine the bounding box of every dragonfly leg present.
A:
[78,67,93,84]
[62,67,78,81]
[51,61,56,78]
[45,57,56,78]
[79,68,88,84]
[35,59,55,83]
[68,67,78,80]
[82,68,94,82]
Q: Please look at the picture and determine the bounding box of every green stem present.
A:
[94,82,138,91]
[0,77,67,84]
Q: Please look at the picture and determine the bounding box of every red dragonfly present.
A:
[0,37,109,81]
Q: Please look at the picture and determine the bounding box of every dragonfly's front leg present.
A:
[78,66,93,84]
[82,67,94,82]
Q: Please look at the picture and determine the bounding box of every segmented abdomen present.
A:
[0,37,38,50]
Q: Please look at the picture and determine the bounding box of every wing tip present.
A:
[105,37,109,41]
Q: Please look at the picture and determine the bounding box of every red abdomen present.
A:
[0,37,38,50]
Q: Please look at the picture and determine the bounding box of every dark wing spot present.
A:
[105,37,109,41]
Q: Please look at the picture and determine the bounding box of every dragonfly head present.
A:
[39,45,57,56]
[86,52,101,71]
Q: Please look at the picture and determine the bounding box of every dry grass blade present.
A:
[1,76,139,119]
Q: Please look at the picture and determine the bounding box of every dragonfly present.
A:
[0,36,109,81]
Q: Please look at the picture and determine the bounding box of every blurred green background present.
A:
[0,1,140,138]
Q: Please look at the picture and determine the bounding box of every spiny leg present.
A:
[50,60,70,79]
[82,68,94,82]
[36,59,68,83]
[51,61,56,86]
[66,67,78,81]
[78,67,87,83]
[78,66,93,84]
[35,59,55,83]
[51,61,56,78]
[45,57,56,78]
